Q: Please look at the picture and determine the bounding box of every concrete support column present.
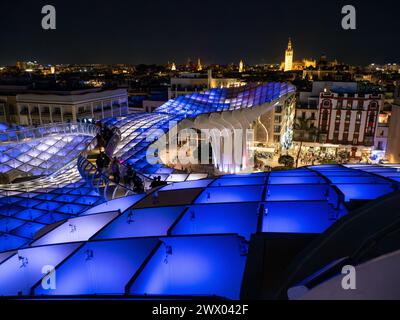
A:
[220,109,254,172]
[60,106,64,123]
[236,112,254,171]
[49,106,53,124]
[72,106,77,123]
[39,106,43,125]
[209,113,231,173]
[91,102,94,119]
[28,104,33,126]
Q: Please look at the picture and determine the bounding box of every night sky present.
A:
[0,0,399,66]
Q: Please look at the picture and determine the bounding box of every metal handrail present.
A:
[77,155,152,201]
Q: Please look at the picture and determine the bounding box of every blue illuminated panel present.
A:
[318,170,371,177]
[33,238,159,296]
[265,185,330,201]
[94,207,185,239]
[262,202,344,233]
[32,211,120,246]
[0,243,82,296]
[0,234,28,252]
[11,222,45,239]
[270,169,316,176]
[211,177,266,187]
[14,209,46,220]
[328,176,387,184]
[334,183,395,202]
[82,194,146,215]
[268,176,325,184]
[129,235,247,299]
[221,173,267,178]
[195,186,264,204]
[161,179,213,191]
[0,217,25,233]
[171,203,259,240]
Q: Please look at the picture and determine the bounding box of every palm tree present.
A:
[294,118,318,168]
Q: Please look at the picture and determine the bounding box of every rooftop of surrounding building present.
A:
[0,84,127,97]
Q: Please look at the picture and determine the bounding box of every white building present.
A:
[168,71,244,99]
[11,88,128,125]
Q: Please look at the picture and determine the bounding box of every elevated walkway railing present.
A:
[105,127,121,158]
[0,122,98,144]
[77,155,153,201]
[77,122,156,201]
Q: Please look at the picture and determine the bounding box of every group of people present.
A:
[150,176,168,189]
[93,122,171,194]
[124,164,145,193]
[95,152,146,193]
[95,122,117,149]
[149,176,168,204]
[95,151,111,174]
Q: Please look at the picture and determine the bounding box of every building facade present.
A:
[168,71,244,99]
[254,93,296,151]
[373,112,390,160]
[8,88,128,125]
[294,84,383,159]
[387,85,400,163]
[318,91,382,149]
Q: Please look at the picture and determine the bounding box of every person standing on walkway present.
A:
[125,164,135,187]
[111,157,121,184]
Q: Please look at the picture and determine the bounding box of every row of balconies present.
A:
[19,104,127,116]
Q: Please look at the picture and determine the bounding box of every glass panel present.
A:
[33,238,160,296]
[95,207,185,239]
[129,235,247,299]
[195,186,264,204]
[32,211,120,246]
[0,243,82,296]
[171,203,259,240]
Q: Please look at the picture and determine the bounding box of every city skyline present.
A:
[1,0,399,66]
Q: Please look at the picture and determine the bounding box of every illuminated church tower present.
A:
[284,38,293,72]
[197,58,203,71]
[239,60,244,73]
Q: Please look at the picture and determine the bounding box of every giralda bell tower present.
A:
[284,38,294,72]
